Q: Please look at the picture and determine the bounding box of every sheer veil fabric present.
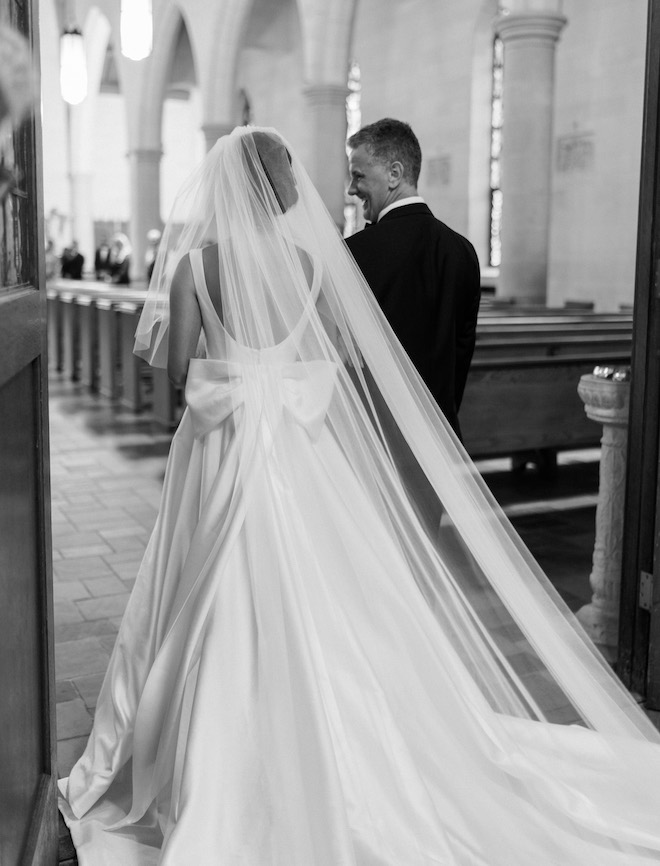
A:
[59,126,660,864]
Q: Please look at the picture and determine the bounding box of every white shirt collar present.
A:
[377,196,425,222]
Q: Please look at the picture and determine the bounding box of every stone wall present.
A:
[548,0,647,310]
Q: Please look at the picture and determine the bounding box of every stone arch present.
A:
[201,0,358,131]
[58,6,125,266]
[233,0,308,157]
[135,2,198,152]
[126,2,205,275]
[79,6,114,173]
[202,0,254,134]
[160,15,205,214]
[296,0,357,85]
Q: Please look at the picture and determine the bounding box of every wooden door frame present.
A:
[0,0,57,860]
[25,0,59,853]
[618,0,660,704]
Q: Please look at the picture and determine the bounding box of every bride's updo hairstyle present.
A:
[244,130,298,215]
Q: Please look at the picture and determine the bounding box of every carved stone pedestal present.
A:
[576,373,630,661]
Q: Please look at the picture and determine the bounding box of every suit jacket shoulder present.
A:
[346,203,479,293]
[345,202,480,434]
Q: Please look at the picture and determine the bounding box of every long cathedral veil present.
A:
[133,126,660,857]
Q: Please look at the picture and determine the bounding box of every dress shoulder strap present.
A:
[189,248,222,327]
[189,249,208,303]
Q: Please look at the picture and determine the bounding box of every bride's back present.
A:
[197,239,317,352]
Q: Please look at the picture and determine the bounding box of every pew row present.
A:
[47,281,633,461]
[462,312,632,465]
[461,354,630,466]
[47,283,181,428]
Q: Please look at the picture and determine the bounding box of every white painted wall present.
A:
[90,92,129,221]
[351,0,483,243]
[547,0,647,310]
[161,89,205,219]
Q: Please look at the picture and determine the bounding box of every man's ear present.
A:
[388,160,404,189]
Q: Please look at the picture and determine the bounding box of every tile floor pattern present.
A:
[50,373,602,863]
[51,376,172,780]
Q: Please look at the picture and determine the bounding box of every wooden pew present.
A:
[96,298,119,401]
[116,301,143,411]
[48,280,633,460]
[48,280,182,427]
[46,288,63,373]
[115,299,180,427]
[461,313,632,466]
[59,291,79,381]
[77,295,98,390]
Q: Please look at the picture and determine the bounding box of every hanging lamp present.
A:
[60,27,87,105]
[120,0,153,61]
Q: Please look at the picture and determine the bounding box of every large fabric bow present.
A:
[185,359,338,442]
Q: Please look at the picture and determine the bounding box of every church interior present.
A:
[2,0,660,863]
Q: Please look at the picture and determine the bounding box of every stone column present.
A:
[303,84,348,227]
[65,103,95,269]
[202,122,235,153]
[128,147,162,285]
[576,372,630,662]
[69,170,94,274]
[495,6,566,303]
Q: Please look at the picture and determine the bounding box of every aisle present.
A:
[50,375,172,780]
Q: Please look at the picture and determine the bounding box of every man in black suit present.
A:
[346,118,481,437]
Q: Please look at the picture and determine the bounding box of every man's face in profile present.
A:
[347,144,391,224]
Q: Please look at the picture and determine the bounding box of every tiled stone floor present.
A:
[50,371,601,786]
[51,375,172,780]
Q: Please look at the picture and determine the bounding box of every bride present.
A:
[59,126,660,864]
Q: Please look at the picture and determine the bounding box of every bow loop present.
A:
[185,358,337,441]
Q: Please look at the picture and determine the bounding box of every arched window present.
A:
[344,60,361,237]
[489,35,504,268]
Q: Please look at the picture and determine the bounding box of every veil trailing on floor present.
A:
[130,126,660,859]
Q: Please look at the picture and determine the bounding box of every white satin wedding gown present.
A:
[59,249,660,865]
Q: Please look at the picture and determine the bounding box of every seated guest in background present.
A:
[145,228,162,283]
[60,240,84,280]
[108,232,131,285]
[94,238,111,281]
[44,238,58,280]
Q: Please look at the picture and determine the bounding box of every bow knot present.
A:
[185,359,337,441]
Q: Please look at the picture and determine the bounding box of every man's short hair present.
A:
[348,118,422,186]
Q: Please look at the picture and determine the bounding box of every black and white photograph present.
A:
[1,1,660,864]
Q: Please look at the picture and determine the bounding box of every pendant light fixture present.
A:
[120,0,153,61]
[60,26,87,105]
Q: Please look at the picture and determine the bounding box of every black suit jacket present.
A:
[346,203,481,435]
